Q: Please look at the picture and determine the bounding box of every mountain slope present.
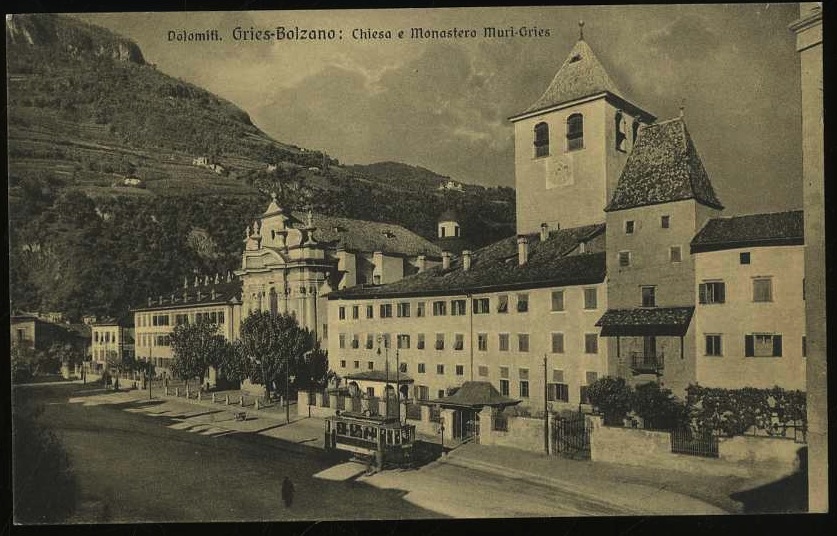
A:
[6,14,515,320]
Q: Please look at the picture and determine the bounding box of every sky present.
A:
[78,4,804,217]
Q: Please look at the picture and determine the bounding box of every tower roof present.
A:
[517,38,628,117]
[605,117,724,212]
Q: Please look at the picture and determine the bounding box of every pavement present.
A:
[90,386,762,515]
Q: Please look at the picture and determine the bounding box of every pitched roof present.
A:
[429,381,521,409]
[515,38,628,117]
[132,279,243,312]
[595,307,694,337]
[329,224,606,299]
[605,118,724,212]
[287,211,442,258]
[691,210,804,253]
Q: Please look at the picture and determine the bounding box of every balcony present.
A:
[630,352,664,375]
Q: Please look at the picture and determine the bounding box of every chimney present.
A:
[442,251,452,270]
[211,288,217,300]
[147,297,152,307]
[540,223,549,242]
[462,250,472,272]
[416,255,427,273]
[517,235,529,266]
[158,295,163,305]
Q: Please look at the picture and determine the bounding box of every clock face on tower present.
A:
[546,154,574,190]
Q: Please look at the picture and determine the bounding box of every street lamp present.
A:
[377,334,390,417]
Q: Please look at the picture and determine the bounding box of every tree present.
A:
[236,311,317,400]
[631,382,687,430]
[295,346,332,391]
[169,321,232,391]
[585,376,633,426]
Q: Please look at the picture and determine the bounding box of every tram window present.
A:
[402,428,410,442]
[336,422,347,435]
[387,430,394,445]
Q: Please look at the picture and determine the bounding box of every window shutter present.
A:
[719,283,725,304]
[698,284,706,304]
[745,335,754,357]
[773,335,783,357]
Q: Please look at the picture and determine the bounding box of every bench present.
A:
[233,411,247,422]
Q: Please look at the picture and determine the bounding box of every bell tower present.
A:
[509,23,655,234]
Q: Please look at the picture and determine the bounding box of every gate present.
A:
[552,413,591,460]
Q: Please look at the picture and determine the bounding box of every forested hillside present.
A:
[7,14,516,321]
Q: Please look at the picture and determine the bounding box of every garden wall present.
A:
[479,409,546,453]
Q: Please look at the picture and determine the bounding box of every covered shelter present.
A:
[428,381,521,441]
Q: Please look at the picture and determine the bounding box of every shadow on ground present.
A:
[729,447,808,513]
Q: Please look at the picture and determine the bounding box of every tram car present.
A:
[324,411,416,469]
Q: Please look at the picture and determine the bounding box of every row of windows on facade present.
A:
[338,331,600,354]
[703,333,806,358]
[532,111,640,157]
[624,215,672,234]
[93,330,119,344]
[136,311,226,328]
[137,333,171,347]
[617,246,684,268]
[338,289,599,321]
[697,278,793,305]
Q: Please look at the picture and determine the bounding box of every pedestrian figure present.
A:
[281,476,295,508]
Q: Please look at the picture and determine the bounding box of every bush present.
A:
[585,376,632,426]
[631,382,688,430]
[685,384,806,437]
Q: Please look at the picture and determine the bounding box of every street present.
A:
[14,382,639,522]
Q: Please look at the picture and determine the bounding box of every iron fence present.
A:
[670,428,719,458]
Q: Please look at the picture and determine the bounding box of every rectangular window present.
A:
[803,336,807,357]
[497,295,509,313]
[551,333,565,354]
[455,365,464,376]
[705,335,723,356]
[351,335,359,349]
[517,293,529,313]
[397,334,411,349]
[352,305,359,320]
[451,299,467,316]
[339,360,346,368]
[367,387,375,397]
[417,333,425,350]
[366,334,374,349]
[625,220,635,234]
[478,365,489,377]
[619,251,631,267]
[584,288,598,309]
[399,362,407,373]
[382,333,391,349]
[366,305,374,319]
[339,306,346,320]
[670,246,682,263]
[499,333,510,351]
[473,298,490,314]
[477,333,488,351]
[519,368,529,380]
[435,333,445,350]
[534,122,550,158]
[699,282,726,304]
[416,302,426,317]
[552,369,565,383]
[397,302,411,318]
[745,334,782,357]
[353,361,360,369]
[417,385,429,400]
[438,390,446,399]
[517,334,530,352]
[433,301,447,316]
[585,333,599,354]
[548,383,569,402]
[551,290,565,312]
[367,361,374,370]
[753,278,773,302]
[740,252,751,265]
[418,363,426,374]
[499,379,510,396]
[519,381,530,398]
[436,364,445,375]
[641,286,656,307]
[380,304,393,318]
[339,333,346,349]
[454,333,465,351]
[661,215,670,229]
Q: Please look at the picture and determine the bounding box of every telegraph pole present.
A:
[148,347,153,400]
[543,354,549,454]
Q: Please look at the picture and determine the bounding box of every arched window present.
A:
[567,114,584,151]
[534,122,550,157]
